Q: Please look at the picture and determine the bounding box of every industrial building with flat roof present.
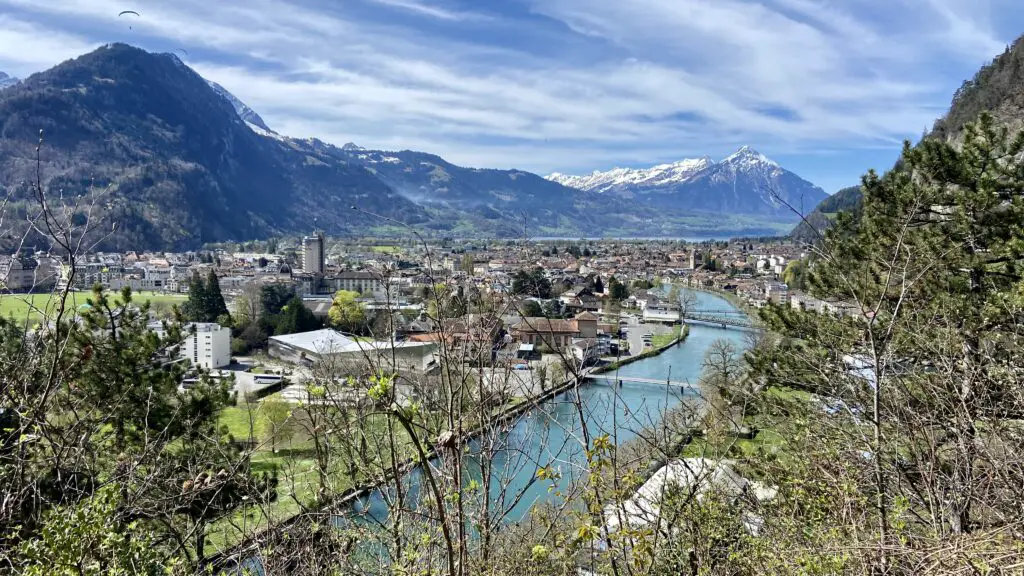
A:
[268,329,437,372]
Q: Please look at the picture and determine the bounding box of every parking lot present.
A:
[618,313,673,357]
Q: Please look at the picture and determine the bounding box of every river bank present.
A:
[690,284,758,318]
[592,325,690,375]
[216,289,747,572]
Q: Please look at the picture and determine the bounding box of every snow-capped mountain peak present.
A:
[545,146,826,217]
[546,155,714,194]
[721,145,778,168]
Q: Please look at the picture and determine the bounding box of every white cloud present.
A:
[0,15,98,76]
[0,0,1021,183]
[365,0,487,21]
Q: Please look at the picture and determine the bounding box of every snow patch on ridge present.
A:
[546,147,785,194]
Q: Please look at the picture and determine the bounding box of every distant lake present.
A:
[530,235,739,242]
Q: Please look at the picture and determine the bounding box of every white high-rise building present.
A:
[181,322,232,369]
[302,232,325,275]
[150,322,232,369]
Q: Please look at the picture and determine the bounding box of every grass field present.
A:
[651,325,682,349]
[369,245,402,254]
[207,397,420,551]
[0,290,187,321]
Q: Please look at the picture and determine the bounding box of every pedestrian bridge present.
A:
[585,374,695,388]
[682,310,758,330]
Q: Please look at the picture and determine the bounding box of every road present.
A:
[215,356,310,403]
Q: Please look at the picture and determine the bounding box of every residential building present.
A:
[150,322,231,369]
[107,276,169,291]
[789,291,822,312]
[571,333,612,364]
[0,254,57,292]
[511,311,598,350]
[821,299,859,317]
[328,270,385,298]
[643,298,681,323]
[766,282,789,305]
[560,287,600,312]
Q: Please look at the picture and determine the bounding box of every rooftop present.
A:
[269,329,356,354]
[270,329,437,355]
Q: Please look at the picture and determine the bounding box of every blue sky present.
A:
[1,0,1023,192]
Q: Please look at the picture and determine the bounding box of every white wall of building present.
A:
[302,235,325,275]
[182,323,232,369]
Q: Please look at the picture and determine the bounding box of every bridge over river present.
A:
[681,308,758,330]
[221,288,752,575]
[585,373,695,388]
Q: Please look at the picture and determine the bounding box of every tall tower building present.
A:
[301,231,325,276]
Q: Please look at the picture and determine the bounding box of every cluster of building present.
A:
[3,234,866,382]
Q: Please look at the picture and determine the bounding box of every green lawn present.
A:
[679,385,815,472]
[208,397,422,551]
[369,245,402,254]
[0,290,187,322]
[651,325,682,349]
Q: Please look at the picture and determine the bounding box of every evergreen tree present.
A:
[511,268,552,299]
[181,272,208,322]
[204,270,229,322]
[182,272,229,324]
[260,284,294,316]
[542,298,563,319]
[275,296,322,335]
[519,300,543,317]
[594,275,604,294]
[69,287,274,565]
[754,114,1024,560]
[608,276,629,300]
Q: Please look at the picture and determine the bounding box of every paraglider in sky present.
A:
[176,48,189,58]
[118,10,139,30]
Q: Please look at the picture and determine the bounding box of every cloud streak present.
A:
[365,0,488,21]
[0,0,1022,190]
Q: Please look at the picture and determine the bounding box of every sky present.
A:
[1,0,1023,193]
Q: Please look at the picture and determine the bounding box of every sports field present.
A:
[0,290,187,321]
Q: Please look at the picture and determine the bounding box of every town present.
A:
[0,233,844,380]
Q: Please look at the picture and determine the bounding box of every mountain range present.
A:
[0,45,424,250]
[548,147,827,218]
[0,44,829,250]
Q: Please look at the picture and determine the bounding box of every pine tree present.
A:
[181,272,208,322]
[608,275,629,300]
[70,286,274,565]
[753,114,1024,563]
[275,296,321,335]
[205,270,229,322]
